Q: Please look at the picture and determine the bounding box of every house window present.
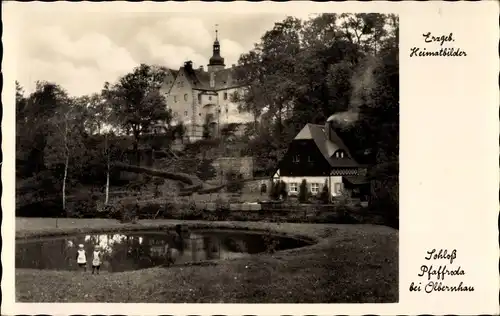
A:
[224,92,228,100]
[289,183,298,193]
[311,183,320,194]
[226,108,228,113]
[292,155,300,163]
[184,94,188,101]
[173,95,177,103]
[180,81,184,87]
[184,111,188,116]
[198,94,202,103]
[334,182,344,194]
[209,96,212,101]
[308,155,313,163]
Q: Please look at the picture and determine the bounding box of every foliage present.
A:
[102,64,172,165]
[225,170,244,193]
[279,180,288,200]
[195,159,217,181]
[319,179,330,204]
[298,179,309,203]
[269,181,280,200]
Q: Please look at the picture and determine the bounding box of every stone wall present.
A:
[212,156,254,180]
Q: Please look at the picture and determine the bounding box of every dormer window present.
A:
[334,150,346,159]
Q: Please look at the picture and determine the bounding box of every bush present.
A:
[269,181,280,200]
[279,180,288,200]
[298,179,309,203]
[319,180,330,204]
[225,170,244,193]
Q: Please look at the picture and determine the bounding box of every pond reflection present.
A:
[16,230,311,272]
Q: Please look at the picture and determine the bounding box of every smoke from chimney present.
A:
[328,56,380,129]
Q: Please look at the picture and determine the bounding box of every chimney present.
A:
[199,65,204,72]
[184,60,193,72]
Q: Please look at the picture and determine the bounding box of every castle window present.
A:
[308,155,313,163]
[209,96,212,101]
[199,113,202,116]
[184,94,188,101]
[184,111,188,116]
[180,81,184,87]
[224,92,228,100]
[292,155,300,163]
[173,96,177,103]
[198,94,202,103]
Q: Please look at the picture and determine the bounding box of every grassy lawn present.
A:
[15,218,398,303]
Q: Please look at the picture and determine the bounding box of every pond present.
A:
[16,229,312,272]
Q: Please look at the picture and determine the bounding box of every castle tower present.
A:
[207,26,225,73]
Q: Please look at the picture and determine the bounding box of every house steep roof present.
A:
[294,123,360,168]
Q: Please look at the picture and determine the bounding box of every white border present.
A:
[3,1,499,315]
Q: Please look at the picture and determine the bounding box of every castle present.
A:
[157,29,252,141]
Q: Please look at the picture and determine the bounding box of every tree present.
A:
[103,64,172,165]
[298,179,309,203]
[45,91,87,211]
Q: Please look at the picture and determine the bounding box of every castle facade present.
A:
[157,30,252,141]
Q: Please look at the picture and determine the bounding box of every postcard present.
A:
[2,1,499,315]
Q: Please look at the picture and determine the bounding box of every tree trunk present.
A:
[105,133,110,206]
[62,153,69,211]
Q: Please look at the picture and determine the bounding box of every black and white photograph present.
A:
[13,6,399,304]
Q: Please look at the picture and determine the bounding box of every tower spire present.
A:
[208,23,225,71]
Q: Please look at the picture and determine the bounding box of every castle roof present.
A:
[179,65,246,91]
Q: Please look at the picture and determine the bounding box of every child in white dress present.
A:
[92,246,101,274]
[76,244,87,272]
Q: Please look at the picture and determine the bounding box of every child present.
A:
[92,246,101,274]
[76,244,87,272]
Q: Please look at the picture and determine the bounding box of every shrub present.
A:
[319,180,330,204]
[269,181,280,200]
[225,170,244,193]
[279,180,288,200]
[298,179,308,203]
[196,159,217,181]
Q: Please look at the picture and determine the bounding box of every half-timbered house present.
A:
[272,116,370,200]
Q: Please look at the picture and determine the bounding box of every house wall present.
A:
[165,71,197,138]
[272,175,345,197]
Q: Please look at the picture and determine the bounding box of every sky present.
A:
[15,10,309,97]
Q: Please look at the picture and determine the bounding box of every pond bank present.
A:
[16,218,398,303]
